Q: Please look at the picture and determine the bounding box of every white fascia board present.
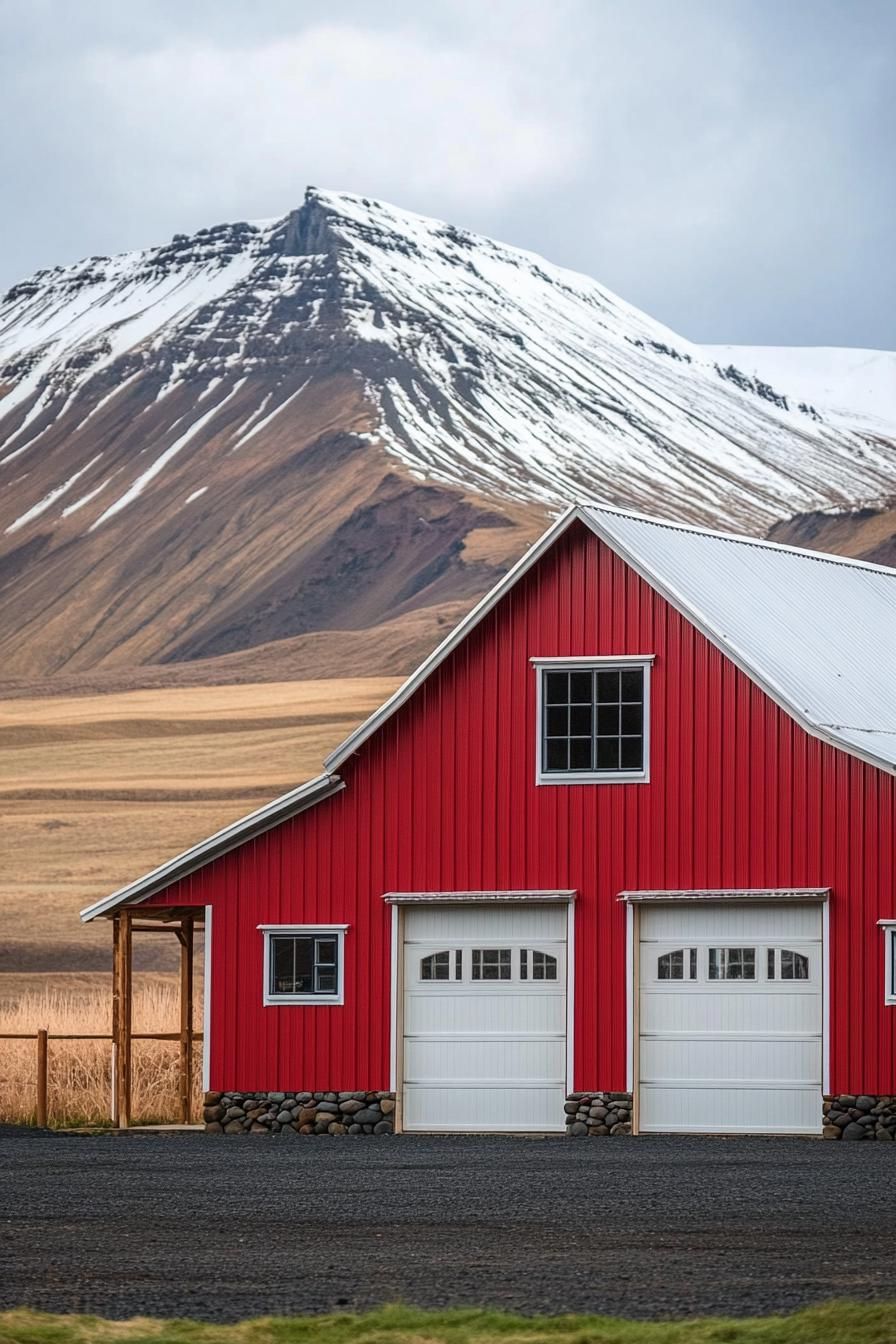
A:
[80,773,343,922]
[577,511,896,778]
[619,887,831,902]
[323,506,580,771]
[383,889,576,904]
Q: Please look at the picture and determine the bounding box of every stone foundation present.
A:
[823,1095,896,1140]
[203,1091,395,1134]
[564,1091,633,1135]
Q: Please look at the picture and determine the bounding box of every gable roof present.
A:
[327,504,896,776]
[82,503,896,921]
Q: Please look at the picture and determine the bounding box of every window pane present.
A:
[569,671,593,703]
[520,949,528,980]
[532,951,558,980]
[597,704,619,735]
[546,705,568,736]
[271,935,315,994]
[596,737,620,770]
[709,947,756,980]
[658,949,684,979]
[620,669,644,701]
[315,968,337,994]
[315,939,337,965]
[620,703,643,735]
[780,950,809,980]
[545,738,568,771]
[544,672,568,704]
[596,670,620,703]
[422,951,450,980]
[569,704,592,736]
[569,737,592,770]
[473,948,511,980]
[455,949,462,980]
[767,948,776,979]
[689,947,697,980]
[620,737,642,769]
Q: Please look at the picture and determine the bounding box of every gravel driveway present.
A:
[1,1130,894,1321]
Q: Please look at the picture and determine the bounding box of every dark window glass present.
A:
[569,737,592,770]
[455,949,463,979]
[569,704,592,736]
[541,666,645,776]
[546,705,568,736]
[620,737,643,769]
[620,669,644,701]
[421,951,451,981]
[780,949,809,980]
[569,671,593,702]
[708,947,756,980]
[545,738,568,771]
[531,951,557,980]
[270,934,338,997]
[520,949,528,979]
[596,670,620,702]
[597,704,619,735]
[658,949,684,979]
[689,947,698,979]
[472,948,512,980]
[544,672,568,704]
[596,737,620,770]
[767,948,776,979]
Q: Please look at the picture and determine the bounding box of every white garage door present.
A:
[402,903,567,1132]
[639,901,823,1134]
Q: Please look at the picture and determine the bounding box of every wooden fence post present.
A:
[179,916,195,1123]
[36,1029,48,1128]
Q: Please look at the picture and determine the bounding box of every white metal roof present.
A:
[582,505,896,772]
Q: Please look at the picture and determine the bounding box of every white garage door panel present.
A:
[404,1037,566,1081]
[640,1085,821,1134]
[639,902,823,1135]
[402,1084,563,1132]
[402,903,567,1133]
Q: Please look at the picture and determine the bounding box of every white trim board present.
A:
[384,889,576,904]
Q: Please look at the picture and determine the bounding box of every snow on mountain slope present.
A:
[704,345,896,439]
[0,187,894,678]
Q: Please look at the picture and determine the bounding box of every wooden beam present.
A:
[111,915,120,1127]
[119,909,133,1128]
[179,915,195,1123]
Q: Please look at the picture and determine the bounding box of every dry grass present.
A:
[0,976,202,1128]
[0,677,399,973]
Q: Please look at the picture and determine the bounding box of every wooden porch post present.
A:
[178,916,195,1123]
[118,909,133,1128]
[111,915,120,1126]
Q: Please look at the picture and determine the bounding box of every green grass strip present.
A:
[1,1302,895,1344]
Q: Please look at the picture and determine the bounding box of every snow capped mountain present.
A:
[0,187,893,679]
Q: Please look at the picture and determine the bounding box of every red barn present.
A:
[82,506,896,1139]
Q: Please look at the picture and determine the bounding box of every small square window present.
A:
[263,927,345,1004]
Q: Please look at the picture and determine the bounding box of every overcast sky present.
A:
[1,0,893,346]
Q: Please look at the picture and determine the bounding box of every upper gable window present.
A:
[533,657,652,784]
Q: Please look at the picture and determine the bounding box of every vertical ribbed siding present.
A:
[147,521,896,1096]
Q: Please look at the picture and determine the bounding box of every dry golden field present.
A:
[0,675,399,1125]
[0,677,400,974]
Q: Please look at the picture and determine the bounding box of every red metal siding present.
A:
[147,521,896,1095]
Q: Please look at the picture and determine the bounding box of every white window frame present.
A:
[880,921,896,1006]
[532,655,653,785]
[258,924,348,1006]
